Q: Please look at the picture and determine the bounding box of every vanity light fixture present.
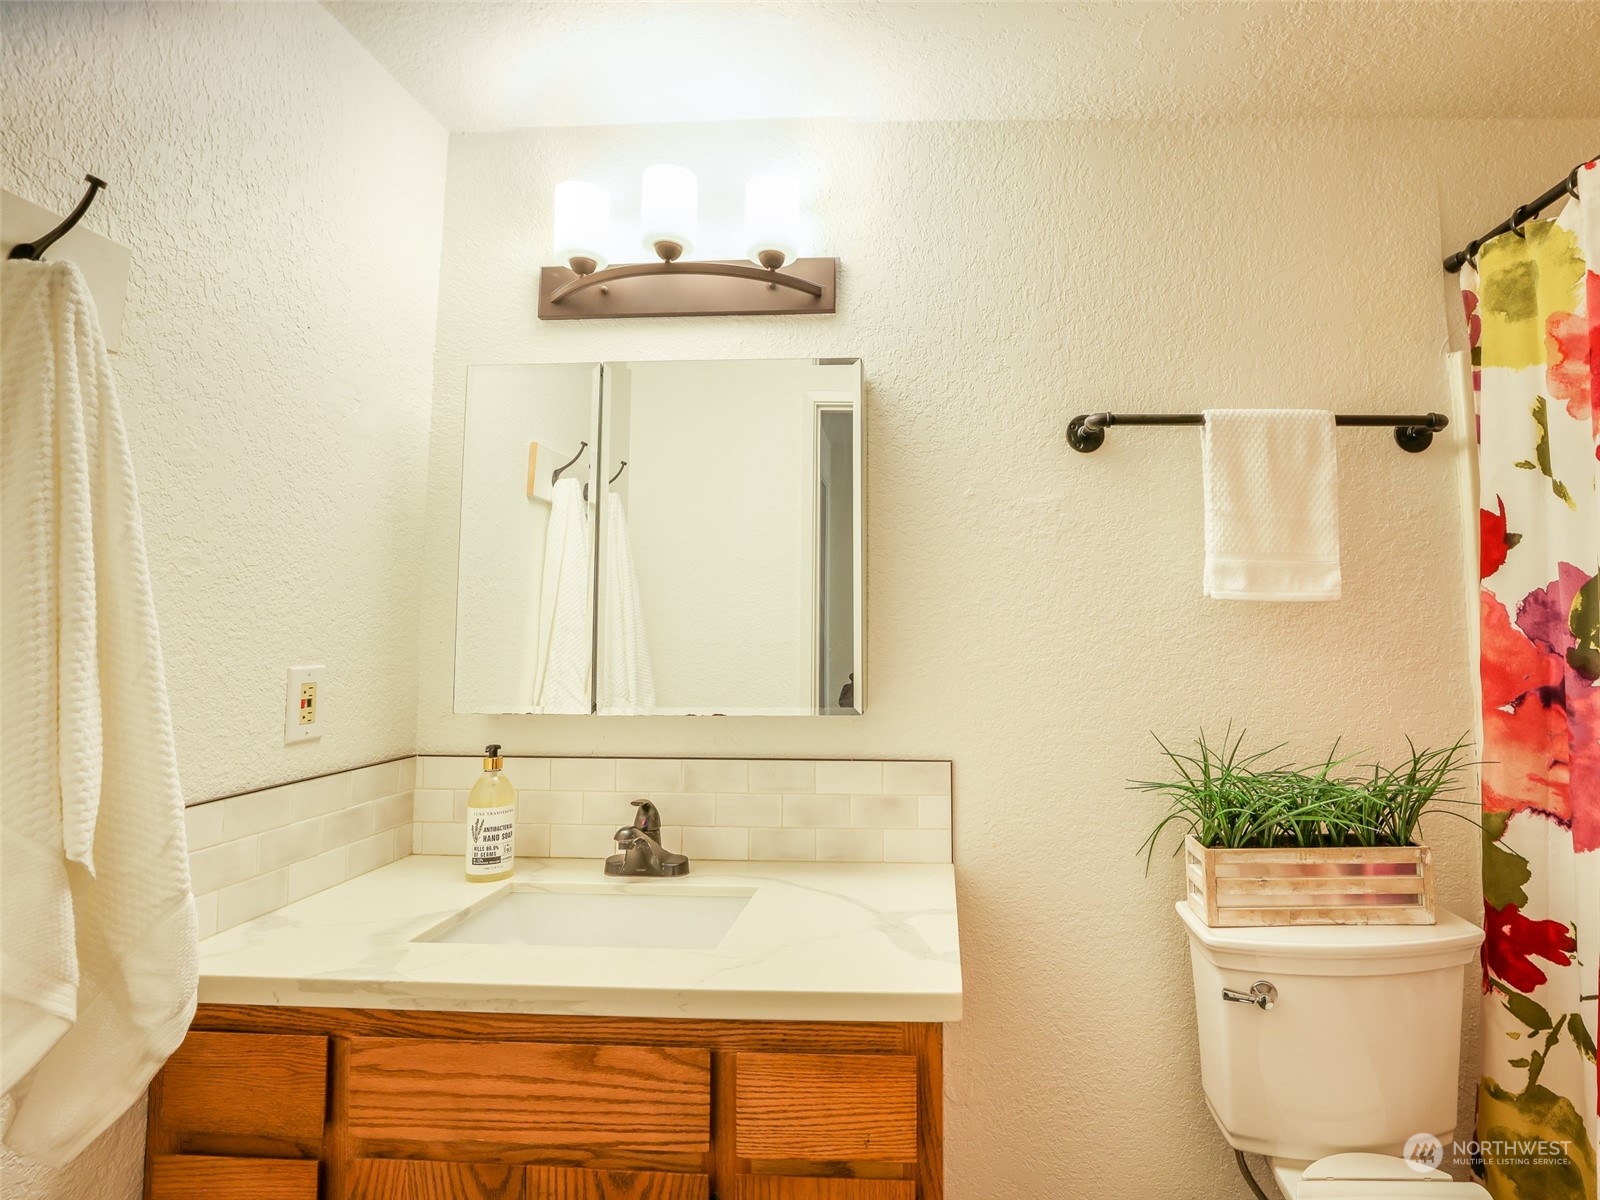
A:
[639,163,697,262]
[552,180,610,275]
[743,174,800,268]
[538,166,836,320]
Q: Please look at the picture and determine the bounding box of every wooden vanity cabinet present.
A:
[144,1006,942,1200]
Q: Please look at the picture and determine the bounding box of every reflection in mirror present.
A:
[452,358,862,717]
[817,408,856,713]
[455,364,600,714]
[598,359,861,716]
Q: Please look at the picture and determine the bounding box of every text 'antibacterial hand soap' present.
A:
[465,743,515,881]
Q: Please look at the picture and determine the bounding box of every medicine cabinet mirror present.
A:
[454,358,863,717]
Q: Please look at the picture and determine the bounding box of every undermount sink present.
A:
[416,885,755,950]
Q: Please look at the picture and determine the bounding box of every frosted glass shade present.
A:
[553,181,610,271]
[743,175,800,268]
[640,164,697,259]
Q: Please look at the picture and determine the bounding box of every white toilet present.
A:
[1177,902,1492,1198]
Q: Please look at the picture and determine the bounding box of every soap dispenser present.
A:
[465,744,515,882]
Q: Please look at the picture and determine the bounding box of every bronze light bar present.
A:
[540,167,838,320]
[1066,411,1450,454]
[538,256,836,320]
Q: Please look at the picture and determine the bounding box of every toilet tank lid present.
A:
[1176,902,1484,960]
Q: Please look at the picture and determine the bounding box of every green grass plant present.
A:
[1135,729,1475,869]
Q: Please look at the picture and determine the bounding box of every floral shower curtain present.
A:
[1467,158,1598,1200]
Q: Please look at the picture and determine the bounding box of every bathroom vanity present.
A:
[144,857,959,1200]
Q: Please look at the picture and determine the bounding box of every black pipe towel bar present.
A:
[1067,411,1450,454]
[1443,156,1595,274]
[7,174,106,261]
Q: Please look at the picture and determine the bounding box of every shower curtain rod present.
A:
[1443,156,1595,273]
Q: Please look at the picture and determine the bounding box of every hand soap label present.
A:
[466,805,515,876]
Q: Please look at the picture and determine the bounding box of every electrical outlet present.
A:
[285,665,324,744]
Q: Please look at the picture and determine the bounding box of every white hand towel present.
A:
[1201,408,1341,601]
[531,476,592,713]
[598,491,656,715]
[1,261,198,1164]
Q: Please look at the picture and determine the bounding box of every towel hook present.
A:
[551,441,590,501]
[608,460,628,485]
[8,174,107,261]
[551,442,587,485]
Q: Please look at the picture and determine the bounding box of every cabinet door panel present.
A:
[346,1039,711,1151]
[734,1054,917,1163]
[346,1162,712,1200]
[153,1031,327,1140]
[349,1159,525,1200]
[726,1181,914,1200]
[147,1154,318,1200]
[526,1165,709,1199]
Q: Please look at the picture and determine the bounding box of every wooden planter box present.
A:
[1184,836,1436,927]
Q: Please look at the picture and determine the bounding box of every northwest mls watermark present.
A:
[1404,1132,1575,1173]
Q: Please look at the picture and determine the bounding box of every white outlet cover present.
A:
[285,664,324,744]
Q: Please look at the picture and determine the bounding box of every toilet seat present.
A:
[1295,1154,1492,1198]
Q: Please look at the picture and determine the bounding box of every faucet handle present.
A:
[605,806,690,878]
[631,799,661,834]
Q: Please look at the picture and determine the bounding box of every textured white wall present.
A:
[1,3,445,1196]
[1,1,447,805]
[417,118,1599,1197]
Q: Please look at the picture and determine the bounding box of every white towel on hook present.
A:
[1201,409,1341,601]
[1,261,197,1164]
[532,476,592,713]
[598,491,656,715]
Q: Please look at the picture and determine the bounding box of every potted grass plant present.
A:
[1135,730,1474,927]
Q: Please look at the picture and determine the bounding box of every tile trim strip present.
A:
[190,753,417,808]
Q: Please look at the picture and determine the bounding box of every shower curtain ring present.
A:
[1509,204,1532,238]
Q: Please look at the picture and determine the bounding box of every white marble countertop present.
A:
[197,855,962,1022]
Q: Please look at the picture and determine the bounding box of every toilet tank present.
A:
[1177,902,1484,1162]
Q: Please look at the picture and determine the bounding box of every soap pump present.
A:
[465,743,515,882]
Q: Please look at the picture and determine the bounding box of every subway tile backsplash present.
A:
[185,757,414,938]
[412,757,953,865]
[187,757,952,939]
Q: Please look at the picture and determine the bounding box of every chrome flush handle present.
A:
[1222,981,1277,1010]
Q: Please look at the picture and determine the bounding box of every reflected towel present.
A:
[1201,409,1341,601]
[598,491,656,715]
[1,261,197,1163]
[532,476,592,712]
